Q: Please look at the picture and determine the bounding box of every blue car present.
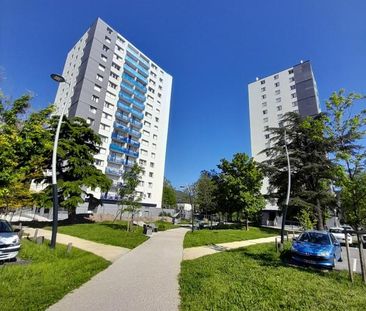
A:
[291,230,342,269]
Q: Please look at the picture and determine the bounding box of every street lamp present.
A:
[280,128,291,247]
[49,73,70,248]
[180,185,194,233]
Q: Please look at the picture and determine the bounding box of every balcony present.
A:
[120,82,134,94]
[117,102,144,119]
[110,143,139,158]
[107,155,125,165]
[115,112,130,123]
[125,55,149,77]
[127,48,150,68]
[105,167,122,176]
[131,119,142,128]
[123,64,148,85]
[122,74,147,93]
[111,133,140,147]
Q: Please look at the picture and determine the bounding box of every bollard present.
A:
[275,238,278,253]
[17,229,24,239]
[33,228,39,240]
[67,243,73,253]
[36,236,44,245]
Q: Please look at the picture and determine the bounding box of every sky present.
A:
[1,0,365,188]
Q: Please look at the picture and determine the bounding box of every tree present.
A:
[325,90,366,229]
[216,153,265,230]
[194,171,217,218]
[261,112,337,230]
[162,178,177,208]
[35,116,112,221]
[116,164,143,231]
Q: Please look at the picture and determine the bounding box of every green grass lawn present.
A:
[183,227,278,248]
[56,221,148,249]
[179,243,366,311]
[154,220,178,231]
[0,239,109,311]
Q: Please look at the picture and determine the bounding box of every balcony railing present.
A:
[115,111,142,128]
[125,55,149,77]
[110,143,139,158]
[126,48,150,68]
[117,102,144,119]
[113,121,142,139]
[107,155,125,165]
[105,167,122,176]
[123,64,148,84]
[131,119,142,128]
[119,92,145,111]
[111,133,140,147]
[122,74,147,93]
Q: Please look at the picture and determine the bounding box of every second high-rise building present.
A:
[54,18,172,212]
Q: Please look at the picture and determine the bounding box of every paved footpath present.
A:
[183,236,280,260]
[48,228,189,311]
[23,227,129,262]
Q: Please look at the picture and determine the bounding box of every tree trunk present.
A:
[315,199,324,230]
[245,216,249,231]
[68,208,77,224]
[357,233,366,284]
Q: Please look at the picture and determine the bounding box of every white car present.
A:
[0,220,21,261]
[329,227,352,245]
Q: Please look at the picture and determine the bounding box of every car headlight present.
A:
[318,250,331,257]
[291,246,297,253]
[10,238,20,246]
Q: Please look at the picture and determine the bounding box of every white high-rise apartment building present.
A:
[248,61,320,224]
[54,18,172,212]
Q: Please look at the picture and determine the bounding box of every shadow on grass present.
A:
[99,222,128,231]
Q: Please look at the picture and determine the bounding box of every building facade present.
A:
[248,61,320,225]
[54,18,172,210]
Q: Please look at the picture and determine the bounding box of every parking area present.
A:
[335,246,366,274]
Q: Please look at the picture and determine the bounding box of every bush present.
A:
[214,223,244,230]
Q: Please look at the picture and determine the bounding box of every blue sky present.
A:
[1,0,365,188]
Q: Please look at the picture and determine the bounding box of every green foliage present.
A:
[162,178,177,208]
[179,243,366,311]
[194,171,217,215]
[296,209,317,230]
[0,239,109,311]
[183,227,278,248]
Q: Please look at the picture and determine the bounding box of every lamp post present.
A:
[180,185,194,233]
[49,74,70,248]
[280,128,291,247]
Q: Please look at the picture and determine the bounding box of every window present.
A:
[108,81,117,89]
[87,118,94,125]
[147,193,151,199]
[107,27,113,34]
[144,121,151,127]
[111,62,120,71]
[290,85,296,90]
[94,84,101,92]
[262,94,266,99]
[263,110,268,115]
[294,109,299,113]
[89,106,97,114]
[274,74,279,80]
[146,103,153,110]
[98,64,106,72]
[96,74,103,81]
[265,134,270,139]
[148,182,153,188]
[102,45,109,52]
[99,148,106,154]
[292,101,298,107]
[100,136,108,143]
[101,54,107,62]
[152,143,157,149]
[110,71,119,80]
[277,106,282,111]
[274,82,280,87]
[139,159,147,166]
[104,101,113,109]
[95,159,104,166]
[143,130,150,137]
[288,69,294,74]
[100,123,110,131]
[142,139,149,146]
[154,125,158,131]
[105,36,111,43]
[114,53,122,61]
[141,149,148,156]
[261,87,266,92]
[152,64,157,69]
[106,91,116,99]
[275,90,280,95]
[148,87,155,93]
[263,117,268,123]
[103,112,112,120]
[117,37,124,45]
[260,80,265,85]
[145,112,152,118]
[139,181,144,187]
[291,93,297,98]
[149,79,156,85]
[149,172,154,177]
[159,78,163,82]
[151,72,157,78]
[264,125,269,131]
[277,114,283,119]
[276,97,281,103]
[156,108,160,114]
[262,102,267,107]
[153,134,157,140]
[91,95,99,103]
[289,77,295,82]
[155,117,159,122]
[115,45,123,52]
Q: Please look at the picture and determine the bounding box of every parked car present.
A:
[329,227,353,245]
[341,224,353,232]
[0,220,21,262]
[291,230,342,269]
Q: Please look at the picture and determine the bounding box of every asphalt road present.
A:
[335,246,366,274]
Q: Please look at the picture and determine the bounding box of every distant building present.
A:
[53,18,172,212]
[248,61,320,225]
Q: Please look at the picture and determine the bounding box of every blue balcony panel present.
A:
[107,155,125,165]
[112,133,140,148]
[110,143,139,158]
[126,48,150,68]
[105,167,122,176]
[122,74,147,93]
[123,65,148,85]
[125,56,149,77]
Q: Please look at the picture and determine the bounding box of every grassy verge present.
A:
[183,227,278,248]
[56,221,148,249]
[0,239,109,311]
[179,243,366,311]
[154,220,178,231]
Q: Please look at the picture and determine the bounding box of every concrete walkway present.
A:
[48,227,189,311]
[23,227,129,262]
[183,236,280,260]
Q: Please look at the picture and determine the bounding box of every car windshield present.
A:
[329,228,343,234]
[0,221,13,233]
[298,232,330,245]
